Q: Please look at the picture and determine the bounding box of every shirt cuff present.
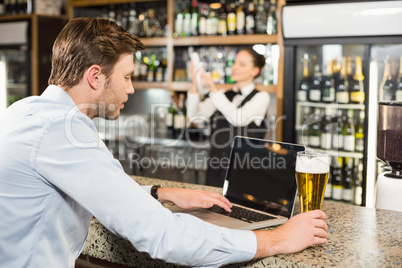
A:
[226,229,257,264]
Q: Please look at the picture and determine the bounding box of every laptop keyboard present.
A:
[206,205,276,223]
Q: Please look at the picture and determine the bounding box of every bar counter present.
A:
[80,176,402,268]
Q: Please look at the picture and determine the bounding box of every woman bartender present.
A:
[187,47,270,187]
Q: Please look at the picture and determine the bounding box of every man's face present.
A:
[98,54,135,119]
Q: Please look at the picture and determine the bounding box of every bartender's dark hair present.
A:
[240,47,266,78]
[48,17,145,89]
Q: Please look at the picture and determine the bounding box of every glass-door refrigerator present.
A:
[281,0,402,207]
[0,20,31,112]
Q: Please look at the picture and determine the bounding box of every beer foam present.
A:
[296,155,330,174]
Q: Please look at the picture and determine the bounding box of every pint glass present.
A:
[296,151,330,213]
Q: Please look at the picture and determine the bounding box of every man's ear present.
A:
[86,65,102,90]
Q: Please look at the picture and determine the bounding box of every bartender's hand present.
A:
[253,210,328,259]
[158,187,232,212]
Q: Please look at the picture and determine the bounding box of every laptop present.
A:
[165,136,305,230]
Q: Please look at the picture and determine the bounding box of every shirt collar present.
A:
[234,83,255,96]
[41,85,77,109]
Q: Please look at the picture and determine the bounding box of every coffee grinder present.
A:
[376,101,402,211]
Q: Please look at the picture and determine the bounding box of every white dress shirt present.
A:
[0,85,256,267]
[187,83,270,127]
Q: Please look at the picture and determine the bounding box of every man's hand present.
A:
[253,210,328,259]
[158,187,232,212]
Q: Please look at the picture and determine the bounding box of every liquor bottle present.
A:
[342,157,354,203]
[147,53,156,82]
[309,58,323,102]
[322,60,336,103]
[166,92,177,139]
[262,48,274,86]
[155,52,164,82]
[183,4,192,37]
[255,0,267,34]
[218,0,227,36]
[133,51,142,81]
[335,57,349,104]
[174,93,187,138]
[128,4,140,36]
[225,50,236,83]
[320,107,333,150]
[350,56,365,104]
[396,56,402,101]
[355,110,365,152]
[190,0,199,36]
[236,0,245,35]
[298,53,310,102]
[332,109,344,151]
[227,1,236,35]
[332,157,344,201]
[140,52,149,81]
[266,0,277,35]
[174,3,184,37]
[245,1,256,34]
[198,3,208,36]
[379,57,397,101]
[308,108,321,148]
[206,8,218,36]
[342,109,355,152]
[353,158,363,206]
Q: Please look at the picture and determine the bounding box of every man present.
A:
[0,18,328,267]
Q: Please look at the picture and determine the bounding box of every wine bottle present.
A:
[174,93,187,138]
[218,0,227,36]
[227,1,236,35]
[332,157,344,201]
[166,92,176,139]
[379,57,397,101]
[309,58,323,102]
[298,53,310,102]
[355,110,365,152]
[266,0,277,35]
[396,56,402,101]
[350,56,365,104]
[255,0,267,34]
[198,3,208,36]
[308,108,321,148]
[236,0,245,35]
[147,53,156,82]
[332,109,344,151]
[335,57,349,104]
[190,0,199,36]
[342,109,355,152]
[128,4,140,36]
[353,158,363,206]
[342,157,354,203]
[245,1,256,34]
[320,107,333,150]
[322,60,336,103]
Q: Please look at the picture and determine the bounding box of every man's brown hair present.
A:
[48,17,145,89]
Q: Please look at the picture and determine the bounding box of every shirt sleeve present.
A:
[34,114,257,267]
[210,90,270,127]
[186,92,218,120]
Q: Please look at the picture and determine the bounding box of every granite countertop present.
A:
[81,176,402,268]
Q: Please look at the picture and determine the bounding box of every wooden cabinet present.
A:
[0,14,68,96]
[67,0,286,140]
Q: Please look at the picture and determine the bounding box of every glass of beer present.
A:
[296,151,330,213]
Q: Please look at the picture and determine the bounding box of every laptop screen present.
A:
[222,137,305,218]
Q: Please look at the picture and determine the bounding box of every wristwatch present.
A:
[151,185,162,200]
